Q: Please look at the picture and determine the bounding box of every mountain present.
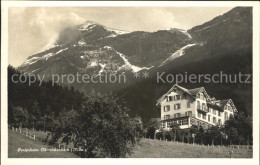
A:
[18,20,192,78]
[17,7,252,123]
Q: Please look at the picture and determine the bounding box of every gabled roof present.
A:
[219,99,230,108]
[156,84,190,105]
[219,99,237,112]
[188,87,204,96]
[156,84,209,106]
[156,84,238,113]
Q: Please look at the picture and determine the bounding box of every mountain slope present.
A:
[18,20,192,77]
[114,7,252,123]
[17,7,253,123]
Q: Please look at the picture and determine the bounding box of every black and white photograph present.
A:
[1,1,259,165]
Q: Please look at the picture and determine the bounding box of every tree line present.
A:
[145,112,252,146]
[8,65,143,157]
[8,65,84,130]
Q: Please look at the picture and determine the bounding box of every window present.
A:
[226,105,232,110]
[183,119,188,125]
[162,122,165,128]
[208,108,212,113]
[218,111,222,117]
[224,112,228,120]
[177,119,183,125]
[198,112,201,118]
[218,119,221,125]
[203,114,206,120]
[167,121,171,128]
[175,95,181,100]
[167,96,173,102]
[200,93,204,100]
[174,113,181,118]
[202,103,206,111]
[174,104,181,110]
[183,93,186,99]
[213,110,217,115]
[190,118,196,125]
[164,115,170,120]
[208,115,211,122]
[185,111,192,117]
[164,105,170,112]
[197,101,200,109]
[213,117,216,124]
[187,101,191,108]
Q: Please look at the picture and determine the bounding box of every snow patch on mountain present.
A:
[30,68,42,74]
[21,48,68,67]
[79,21,129,37]
[104,46,153,72]
[160,44,197,66]
[55,48,68,55]
[178,29,192,39]
[78,21,97,31]
[90,60,98,67]
[78,40,87,46]
[106,28,129,37]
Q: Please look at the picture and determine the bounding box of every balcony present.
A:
[161,113,195,121]
[197,105,208,113]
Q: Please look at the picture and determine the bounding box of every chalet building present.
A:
[156,84,237,130]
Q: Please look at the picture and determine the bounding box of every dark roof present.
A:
[207,102,223,111]
[156,84,237,112]
[187,87,204,96]
[156,85,206,105]
[219,99,230,109]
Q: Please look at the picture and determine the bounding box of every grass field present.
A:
[8,130,79,158]
[8,129,252,158]
[128,139,253,158]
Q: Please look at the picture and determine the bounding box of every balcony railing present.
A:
[197,105,208,112]
[161,114,195,121]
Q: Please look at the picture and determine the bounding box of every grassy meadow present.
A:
[128,139,253,158]
[8,129,252,158]
[8,130,79,158]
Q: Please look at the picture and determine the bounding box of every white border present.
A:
[1,1,259,165]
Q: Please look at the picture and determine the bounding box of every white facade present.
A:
[157,84,237,130]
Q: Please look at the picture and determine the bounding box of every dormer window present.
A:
[226,105,231,110]
[167,96,173,102]
[199,93,204,100]
[175,95,181,100]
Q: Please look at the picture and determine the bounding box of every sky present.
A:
[8,7,234,67]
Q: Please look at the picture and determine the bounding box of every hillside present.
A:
[128,139,252,158]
